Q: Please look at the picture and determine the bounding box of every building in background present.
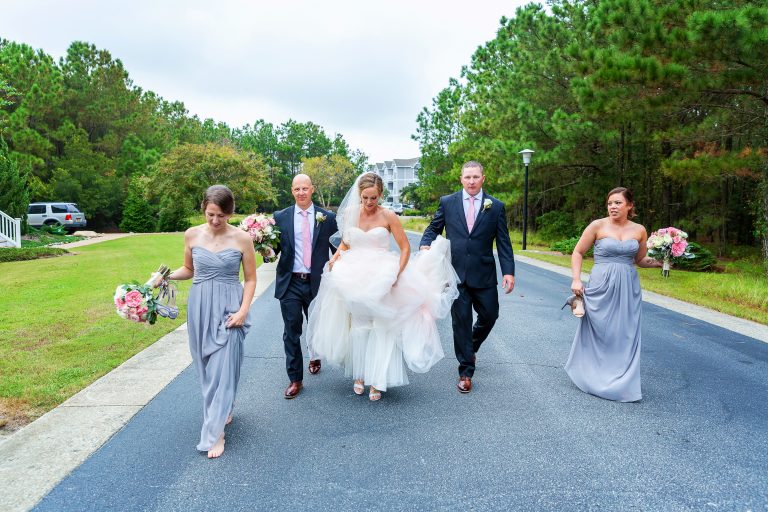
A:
[368,157,420,204]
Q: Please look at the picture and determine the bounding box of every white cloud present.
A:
[1,0,529,162]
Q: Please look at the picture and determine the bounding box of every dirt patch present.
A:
[0,399,37,434]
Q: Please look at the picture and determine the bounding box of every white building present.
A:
[368,157,420,204]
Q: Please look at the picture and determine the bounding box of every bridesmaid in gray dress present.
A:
[564,187,663,402]
[167,185,257,458]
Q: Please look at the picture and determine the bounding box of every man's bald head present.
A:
[292,173,312,188]
[292,173,315,209]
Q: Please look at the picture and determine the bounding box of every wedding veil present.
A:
[331,173,365,247]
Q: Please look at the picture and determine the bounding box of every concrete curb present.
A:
[0,261,277,512]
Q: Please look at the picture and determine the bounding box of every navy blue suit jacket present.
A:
[420,191,515,288]
[273,205,337,300]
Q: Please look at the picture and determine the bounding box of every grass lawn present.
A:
[0,234,261,431]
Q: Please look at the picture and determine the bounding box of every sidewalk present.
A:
[56,232,134,249]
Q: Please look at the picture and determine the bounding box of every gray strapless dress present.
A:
[187,247,251,451]
[564,238,642,402]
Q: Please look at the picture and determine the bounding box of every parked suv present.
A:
[392,203,404,215]
[27,202,87,231]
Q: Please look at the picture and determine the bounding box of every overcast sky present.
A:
[2,0,529,163]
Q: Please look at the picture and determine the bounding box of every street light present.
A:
[518,149,535,250]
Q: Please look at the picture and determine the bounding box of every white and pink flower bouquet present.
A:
[114,265,173,324]
[114,283,158,324]
[239,213,280,262]
[647,226,695,277]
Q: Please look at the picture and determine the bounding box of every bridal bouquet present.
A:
[239,213,280,262]
[647,226,694,277]
[114,265,173,324]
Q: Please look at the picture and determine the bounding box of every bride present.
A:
[308,172,458,401]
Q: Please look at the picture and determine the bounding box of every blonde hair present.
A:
[358,172,384,196]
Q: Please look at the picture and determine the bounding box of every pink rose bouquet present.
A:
[646,226,694,277]
[239,213,280,262]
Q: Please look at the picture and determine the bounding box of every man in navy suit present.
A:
[420,161,515,393]
[273,174,338,399]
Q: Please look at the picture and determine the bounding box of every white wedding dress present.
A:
[307,226,458,391]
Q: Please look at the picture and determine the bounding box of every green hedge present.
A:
[0,247,69,262]
[550,237,593,256]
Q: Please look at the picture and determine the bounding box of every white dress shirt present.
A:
[292,204,315,273]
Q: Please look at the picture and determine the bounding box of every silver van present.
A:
[27,202,87,230]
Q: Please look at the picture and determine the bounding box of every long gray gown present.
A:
[187,247,251,451]
[564,237,642,402]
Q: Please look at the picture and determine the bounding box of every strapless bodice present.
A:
[347,226,390,250]
[191,247,243,284]
[593,238,639,265]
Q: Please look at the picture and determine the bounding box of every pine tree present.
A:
[0,136,30,234]
[119,176,156,233]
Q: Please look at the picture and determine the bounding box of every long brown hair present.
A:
[606,187,636,218]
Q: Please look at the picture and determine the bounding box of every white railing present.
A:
[0,210,21,248]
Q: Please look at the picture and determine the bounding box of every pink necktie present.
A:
[301,210,312,269]
[466,196,476,232]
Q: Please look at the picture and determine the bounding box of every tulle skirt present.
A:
[308,236,458,391]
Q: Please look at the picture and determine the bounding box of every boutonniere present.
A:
[482,198,492,211]
[315,212,327,224]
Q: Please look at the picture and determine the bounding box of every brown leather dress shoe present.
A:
[308,359,321,375]
[457,376,472,394]
[284,381,303,399]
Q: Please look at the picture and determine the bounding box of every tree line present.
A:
[0,39,365,232]
[411,0,768,271]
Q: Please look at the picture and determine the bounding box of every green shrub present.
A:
[403,209,424,216]
[156,201,190,232]
[550,237,593,256]
[536,211,581,242]
[674,242,717,271]
[0,247,68,262]
[38,223,68,236]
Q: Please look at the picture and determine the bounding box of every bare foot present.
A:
[207,435,225,459]
[226,415,233,426]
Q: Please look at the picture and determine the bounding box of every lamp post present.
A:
[518,149,534,250]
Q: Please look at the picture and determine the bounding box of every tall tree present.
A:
[148,142,276,231]
[301,154,356,207]
[0,136,29,232]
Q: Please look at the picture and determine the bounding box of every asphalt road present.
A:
[36,235,768,511]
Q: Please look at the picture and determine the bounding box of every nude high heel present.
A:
[562,294,585,317]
